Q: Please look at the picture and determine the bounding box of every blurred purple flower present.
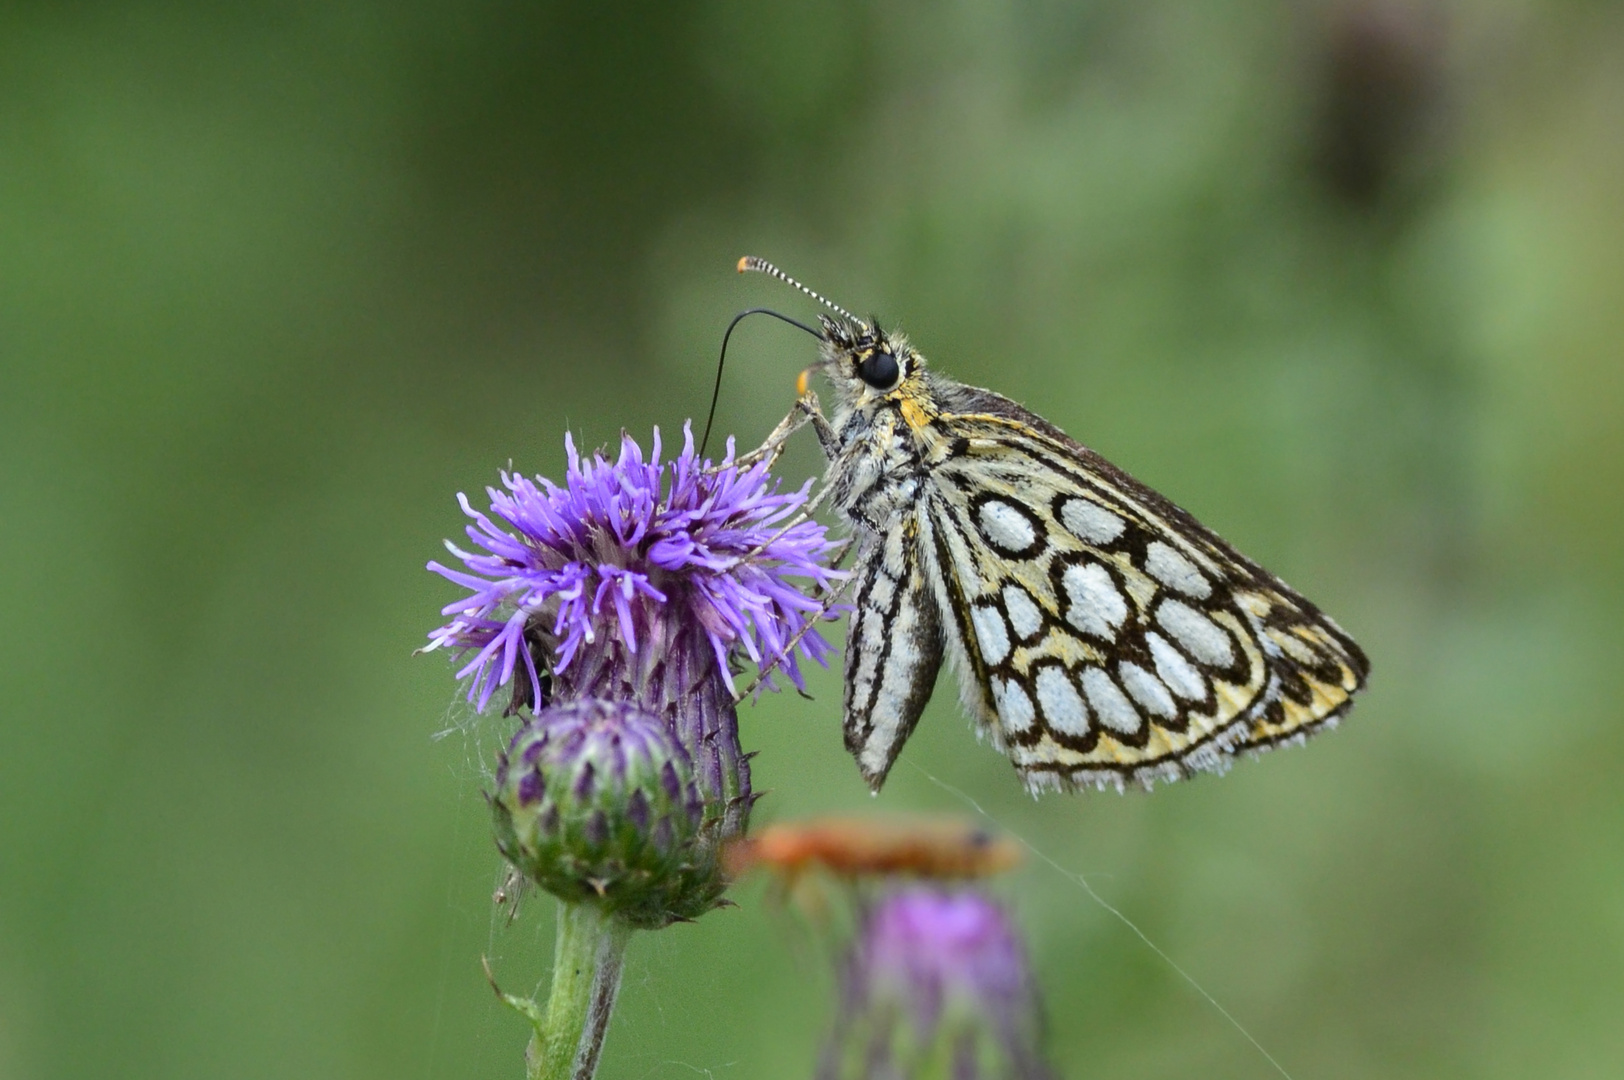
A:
[425,423,841,714]
[822,887,1054,1080]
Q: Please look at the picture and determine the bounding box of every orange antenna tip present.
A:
[736,256,752,273]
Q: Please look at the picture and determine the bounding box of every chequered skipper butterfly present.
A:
[737,257,1369,795]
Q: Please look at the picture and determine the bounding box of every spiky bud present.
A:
[491,698,712,928]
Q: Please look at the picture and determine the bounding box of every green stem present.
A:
[528,901,634,1080]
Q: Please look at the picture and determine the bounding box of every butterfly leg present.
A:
[722,386,835,469]
[730,391,845,564]
[795,389,841,461]
[732,549,856,703]
[723,405,811,472]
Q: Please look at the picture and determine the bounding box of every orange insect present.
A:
[724,815,1022,885]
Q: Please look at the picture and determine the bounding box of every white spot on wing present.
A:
[1035,666,1089,737]
[993,678,1035,733]
[1061,562,1128,639]
[1059,498,1126,544]
[977,499,1037,554]
[1145,541,1211,598]
[1002,586,1044,640]
[1156,599,1235,666]
[1118,661,1177,719]
[971,605,1011,665]
[1082,667,1141,734]
[1147,632,1206,700]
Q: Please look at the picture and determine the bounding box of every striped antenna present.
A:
[737,256,858,324]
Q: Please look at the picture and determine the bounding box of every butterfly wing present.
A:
[917,385,1368,793]
[843,522,945,790]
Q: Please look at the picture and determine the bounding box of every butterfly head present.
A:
[816,314,923,405]
[736,256,928,407]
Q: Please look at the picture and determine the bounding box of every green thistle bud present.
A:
[491,698,709,928]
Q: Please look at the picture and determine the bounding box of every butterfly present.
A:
[737,257,1369,795]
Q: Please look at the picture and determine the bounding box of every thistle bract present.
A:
[821,887,1054,1080]
[492,699,710,927]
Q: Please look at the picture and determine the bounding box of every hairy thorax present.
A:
[827,398,930,532]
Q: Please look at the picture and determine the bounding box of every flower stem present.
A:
[528,901,634,1080]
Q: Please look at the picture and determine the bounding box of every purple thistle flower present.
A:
[426,423,841,714]
[429,423,844,901]
[822,887,1055,1080]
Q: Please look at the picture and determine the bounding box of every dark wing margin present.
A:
[843,522,944,792]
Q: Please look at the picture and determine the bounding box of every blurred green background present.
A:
[4,1,1623,1077]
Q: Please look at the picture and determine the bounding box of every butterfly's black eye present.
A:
[858,349,900,390]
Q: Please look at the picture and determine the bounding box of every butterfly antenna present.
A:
[738,256,859,324]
